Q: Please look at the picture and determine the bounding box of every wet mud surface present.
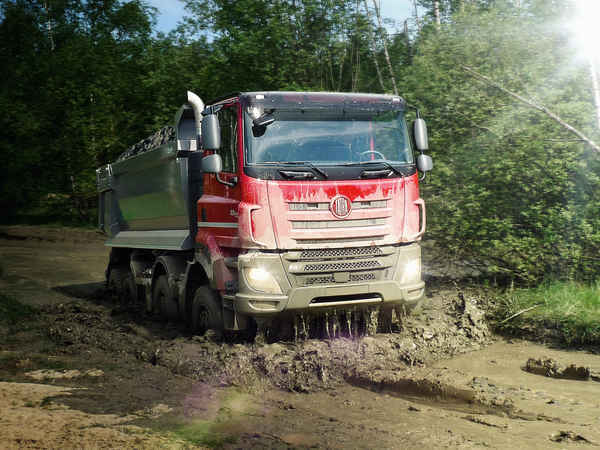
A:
[1,226,600,449]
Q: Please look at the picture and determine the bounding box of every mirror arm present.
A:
[407,104,422,119]
[216,174,237,188]
[418,151,426,181]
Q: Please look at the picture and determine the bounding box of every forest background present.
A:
[2,0,600,285]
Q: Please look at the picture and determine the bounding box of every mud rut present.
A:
[2,227,600,449]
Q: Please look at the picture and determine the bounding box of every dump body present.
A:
[98,115,203,250]
[98,91,431,332]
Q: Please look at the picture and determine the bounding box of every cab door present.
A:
[197,102,242,250]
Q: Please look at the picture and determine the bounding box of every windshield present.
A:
[244,109,414,165]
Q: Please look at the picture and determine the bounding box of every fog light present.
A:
[399,258,421,285]
[244,267,283,294]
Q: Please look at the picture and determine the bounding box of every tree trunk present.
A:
[413,0,421,32]
[589,57,600,130]
[433,0,441,29]
[371,0,398,95]
[43,2,55,51]
[363,0,386,92]
[462,65,600,153]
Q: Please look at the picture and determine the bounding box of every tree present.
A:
[179,0,375,93]
[0,0,157,220]
[399,1,600,281]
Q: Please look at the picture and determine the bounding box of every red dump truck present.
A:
[97,91,433,337]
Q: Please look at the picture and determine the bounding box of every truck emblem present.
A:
[330,195,351,218]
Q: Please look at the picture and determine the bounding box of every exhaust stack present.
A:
[187,91,205,139]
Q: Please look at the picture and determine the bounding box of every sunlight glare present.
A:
[571,0,600,61]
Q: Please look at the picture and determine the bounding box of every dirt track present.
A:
[1,226,600,449]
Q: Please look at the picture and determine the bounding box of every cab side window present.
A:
[217,105,238,173]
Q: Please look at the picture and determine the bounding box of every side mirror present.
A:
[413,118,429,151]
[252,113,275,138]
[253,113,275,128]
[201,153,237,188]
[417,154,433,172]
[201,153,223,174]
[201,114,221,149]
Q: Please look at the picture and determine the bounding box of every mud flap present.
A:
[222,296,249,331]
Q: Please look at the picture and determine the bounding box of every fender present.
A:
[195,230,235,292]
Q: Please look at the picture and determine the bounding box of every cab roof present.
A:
[207,91,407,111]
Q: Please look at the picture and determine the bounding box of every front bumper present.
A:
[235,243,424,316]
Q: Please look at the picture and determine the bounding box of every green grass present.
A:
[170,421,238,448]
[147,389,252,448]
[494,281,600,345]
[0,293,37,325]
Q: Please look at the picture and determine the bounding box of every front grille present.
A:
[299,246,383,260]
[304,271,377,286]
[284,244,397,287]
[305,275,335,285]
[350,272,376,282]
[295,236,385,245]
[304,260,381,273]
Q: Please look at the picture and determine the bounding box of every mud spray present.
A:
[264,305,409,343]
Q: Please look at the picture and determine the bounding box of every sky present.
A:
[147,0,418,34]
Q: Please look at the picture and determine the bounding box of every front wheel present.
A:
[192,286,224,337]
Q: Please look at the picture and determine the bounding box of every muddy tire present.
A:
[192,286,223,337]
[107,266,136,304]
[153,275,179,321]
[122,273,138,304]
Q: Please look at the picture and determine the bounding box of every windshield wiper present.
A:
[277,161,329,179]
[343,160,405,178]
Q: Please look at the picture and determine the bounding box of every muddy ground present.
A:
[1,225,599,449]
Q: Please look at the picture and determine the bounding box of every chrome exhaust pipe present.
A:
[187,91,205,139]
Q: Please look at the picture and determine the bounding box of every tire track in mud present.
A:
[345,372,568,424]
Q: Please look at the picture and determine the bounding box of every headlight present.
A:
[244,267,283,294]
[399,258,421,285]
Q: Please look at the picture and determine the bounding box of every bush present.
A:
[493,281,600,345]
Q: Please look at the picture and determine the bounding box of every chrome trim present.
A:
[105,230,192,250]
[288,199,388,211]
[291,218,386,229]
[309,297,383,308]
[197,221,239,228]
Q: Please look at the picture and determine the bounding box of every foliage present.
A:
[0,0,157,220]
[179,0,382,93]
[493,281,600,345]
[1,0,600,283]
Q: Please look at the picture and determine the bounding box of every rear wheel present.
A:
[107,266,136,305]
[192,286,223,337]
[153,275,179,321]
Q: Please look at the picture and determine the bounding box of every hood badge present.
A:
[330,195,352,219]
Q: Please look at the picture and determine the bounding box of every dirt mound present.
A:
[44,286,491,394]
[0,225,104,244]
